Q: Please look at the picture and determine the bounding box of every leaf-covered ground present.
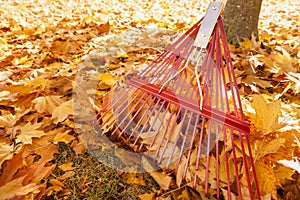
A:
[0,0,299,199]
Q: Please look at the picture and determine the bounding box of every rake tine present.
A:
[193,115,206,187]
[229,128,243,199]
[116,93,153,139]
[157,109,181,165]
[246,134,261,198]
[135,99,167,150]
[127,96,160,144]
[110,91,149,137]
[153,111,173,160]
[175,111,193,174]
[100,88,141,129]
[165,109,188,169]
[182,114,200,178]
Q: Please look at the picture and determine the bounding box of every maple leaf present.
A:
[16,122,46,145]
[0,151,24,187]
[32,95,64,113]
[0,175,40,200]
[253,160,277,196]
[278,159,300,174]
[52,99,73,123]
[0,141,14,171]
[249,95,282,134]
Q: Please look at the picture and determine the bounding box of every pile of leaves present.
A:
[0,0,299,199]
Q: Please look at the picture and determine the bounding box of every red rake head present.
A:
[93,5,261,200]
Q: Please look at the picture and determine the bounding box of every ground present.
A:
[0,0,299,200]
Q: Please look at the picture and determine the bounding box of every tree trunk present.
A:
[222,0,263,45]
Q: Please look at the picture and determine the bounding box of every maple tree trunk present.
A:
[222,0,263,45]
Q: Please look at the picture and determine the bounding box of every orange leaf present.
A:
[58,162,74,171]
[52,100,73,123]
[0,175,40,200]
[16,122,46,145]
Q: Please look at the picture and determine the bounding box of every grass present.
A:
[43,142,159,200]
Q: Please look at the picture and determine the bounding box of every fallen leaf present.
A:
[0,141,14,167]
[142,156,172,190]
[16,122,46,145]
[52,100,73,123]
[121,173,146,186]
[53,129,75,144]
[278,159,300,174]
[58,162,75,171]
[0,175,40,200]
[249,95,282,134]
[138,192,155,200]
[32,95,64,114]
[254,160,276,195]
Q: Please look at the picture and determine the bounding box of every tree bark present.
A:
[222,0,263,45]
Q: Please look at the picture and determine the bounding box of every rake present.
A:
[94,2,261,199]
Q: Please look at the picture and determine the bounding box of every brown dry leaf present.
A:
[51,39,83,55]
[71,140,87,155]
[16,122,46,145]
[57,171,76,181]
[177,188,191,200]
[138,192,155,200]
[58,162,75,171]
[0,175,40,200]
[221,188,238,200]
[49,178,64,193]
[142,156,172,190]
[122,173,146,186]
[176,155,189,187]
[249,95,282,134]
[115,148,141,166]
[52,99,73,123]
[0,151,24,187]
[256,138,286,159]
[243,75,272,89]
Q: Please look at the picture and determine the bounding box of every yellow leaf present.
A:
[0,175,40,200]
[278,159,300,174]
[32,95,64,114]
[254,160,276,195]
[249,95,281,134]
[16,122,46,145]
[257,138,286,158]
[18,56,28,64]
[240,38,252,49]
[52,100,73,123]
[58,162,74,171]
[116,48,129,58]
[53,130,75,144]
[100,73,116,86]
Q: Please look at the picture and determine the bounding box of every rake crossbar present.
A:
[128,77,250,134]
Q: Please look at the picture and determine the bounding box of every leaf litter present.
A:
[0,0,299,199]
